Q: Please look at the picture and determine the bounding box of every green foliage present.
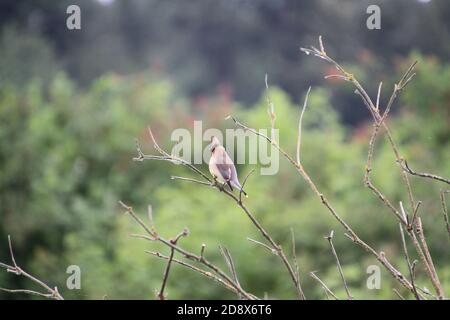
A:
[1,52,450,300]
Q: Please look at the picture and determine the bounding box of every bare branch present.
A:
[325,231,352,300]
[376,82,383,111]
[296,86,312,165]
[247,237,276,255]
[265,74,277,140]
[146,251,239,296]
[440,191,450,238]
[219,246,242,299]
[301,37,447,299]
[119,201,256,300]
[133,130,302,298]
[393,289,405,300]
[228,113,417,295]
[415,218,444,299]
[157,228,189,300]
[400,160,450,185]
[398,220,421,300]
[290,228,306,300]
[239,169,255,203]
[309,271,338,300]
[0,235,64,300]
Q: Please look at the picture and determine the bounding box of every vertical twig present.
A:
[398,205,421,300]
[325,231,352,300]
[290,228,306,300]
[416,218,444,299]
[296,86,312,165]
[265,74,277,142]
[219,246,243,299]
[440,191,450,238]
[157,228,189,300]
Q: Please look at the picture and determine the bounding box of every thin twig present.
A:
[440,191,450,238]
[309,271,339,300]
[398,216,421,300]
[296,86,312,165]
[301,37,446,299]
[119,201,256,300]
[265,74,277,141]
[146,251,239,295]
[415,218,444,299]
[134,131,302,299]
[0,235,64,300]
[325,231,352,300]
[290,228,306,300]
[400,160,450,185]
[228,114,417,295]
[247,237,276,255]
[157,228,189,300]
[376,82,382,111]
[393,289,405,300]
[239,169,255,203]
[219,246,242,299]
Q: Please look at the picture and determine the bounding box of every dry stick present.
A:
[398,205,421,300]
[200,244,206,261]
[174,174,304,300]
[138,128,304,300]
[265,74,277,142]
[290,228,306,300]
[247,237,276,254]
[364,123,407,226]
[364,106,440,299]
[0,235,64,300]
[229,40,424,297]
[301,38,445,299]
[302,42,417,214]
[415,218,444,299]
[440,191,450,237]
[376,82,383,112]
[393,289,406,300]
[219,246,243,299]
[363,77,443,299]
[309,271,339,300]
[157,229,188,300]
[400,160,450,185]
[360,74,443,300]
[410,201,422,231]
[296,86,312,165]
[158,248,175,300]
[239,169,255,203]
[118,201,256,300]
[146,251,239,295]
[226,115,417,295]
[325,231,352,300]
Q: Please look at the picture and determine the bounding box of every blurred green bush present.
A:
[0,44,449,300]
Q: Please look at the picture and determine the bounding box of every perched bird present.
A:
[209,136,247,197]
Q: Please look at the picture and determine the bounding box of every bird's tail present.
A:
[232,181,248,198]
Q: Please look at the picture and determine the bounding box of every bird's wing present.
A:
[214,147,235,182]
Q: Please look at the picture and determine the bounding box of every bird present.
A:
[209,136,248,197]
